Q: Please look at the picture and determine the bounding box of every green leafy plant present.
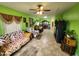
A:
[66,30,76,39]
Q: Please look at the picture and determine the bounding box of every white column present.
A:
[50,16,55,32]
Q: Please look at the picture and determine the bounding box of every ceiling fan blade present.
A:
[29,9,36,11]
[44,10,51,11]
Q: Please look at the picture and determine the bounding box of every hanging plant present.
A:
[0,13,13,24]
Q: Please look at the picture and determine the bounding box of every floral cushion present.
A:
[0,38,5,46]
[3,34,12,44]
[10,32,17,42]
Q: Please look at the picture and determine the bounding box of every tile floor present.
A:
[13,29,69,56]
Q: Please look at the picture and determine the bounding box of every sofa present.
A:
[0,31,32,56]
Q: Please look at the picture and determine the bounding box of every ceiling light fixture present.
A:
[36,11,43,15]
[36,11,40,14]
[39,11,43,15]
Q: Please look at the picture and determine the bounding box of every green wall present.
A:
[0,17,5,36]
[55,3,79,55]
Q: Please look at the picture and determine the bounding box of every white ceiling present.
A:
[0,2,77,16]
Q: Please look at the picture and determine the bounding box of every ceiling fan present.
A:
[29,5,51,15]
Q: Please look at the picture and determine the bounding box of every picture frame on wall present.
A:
[23,17,28,27]
[23,17,26,23]
[26,22,28,27]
